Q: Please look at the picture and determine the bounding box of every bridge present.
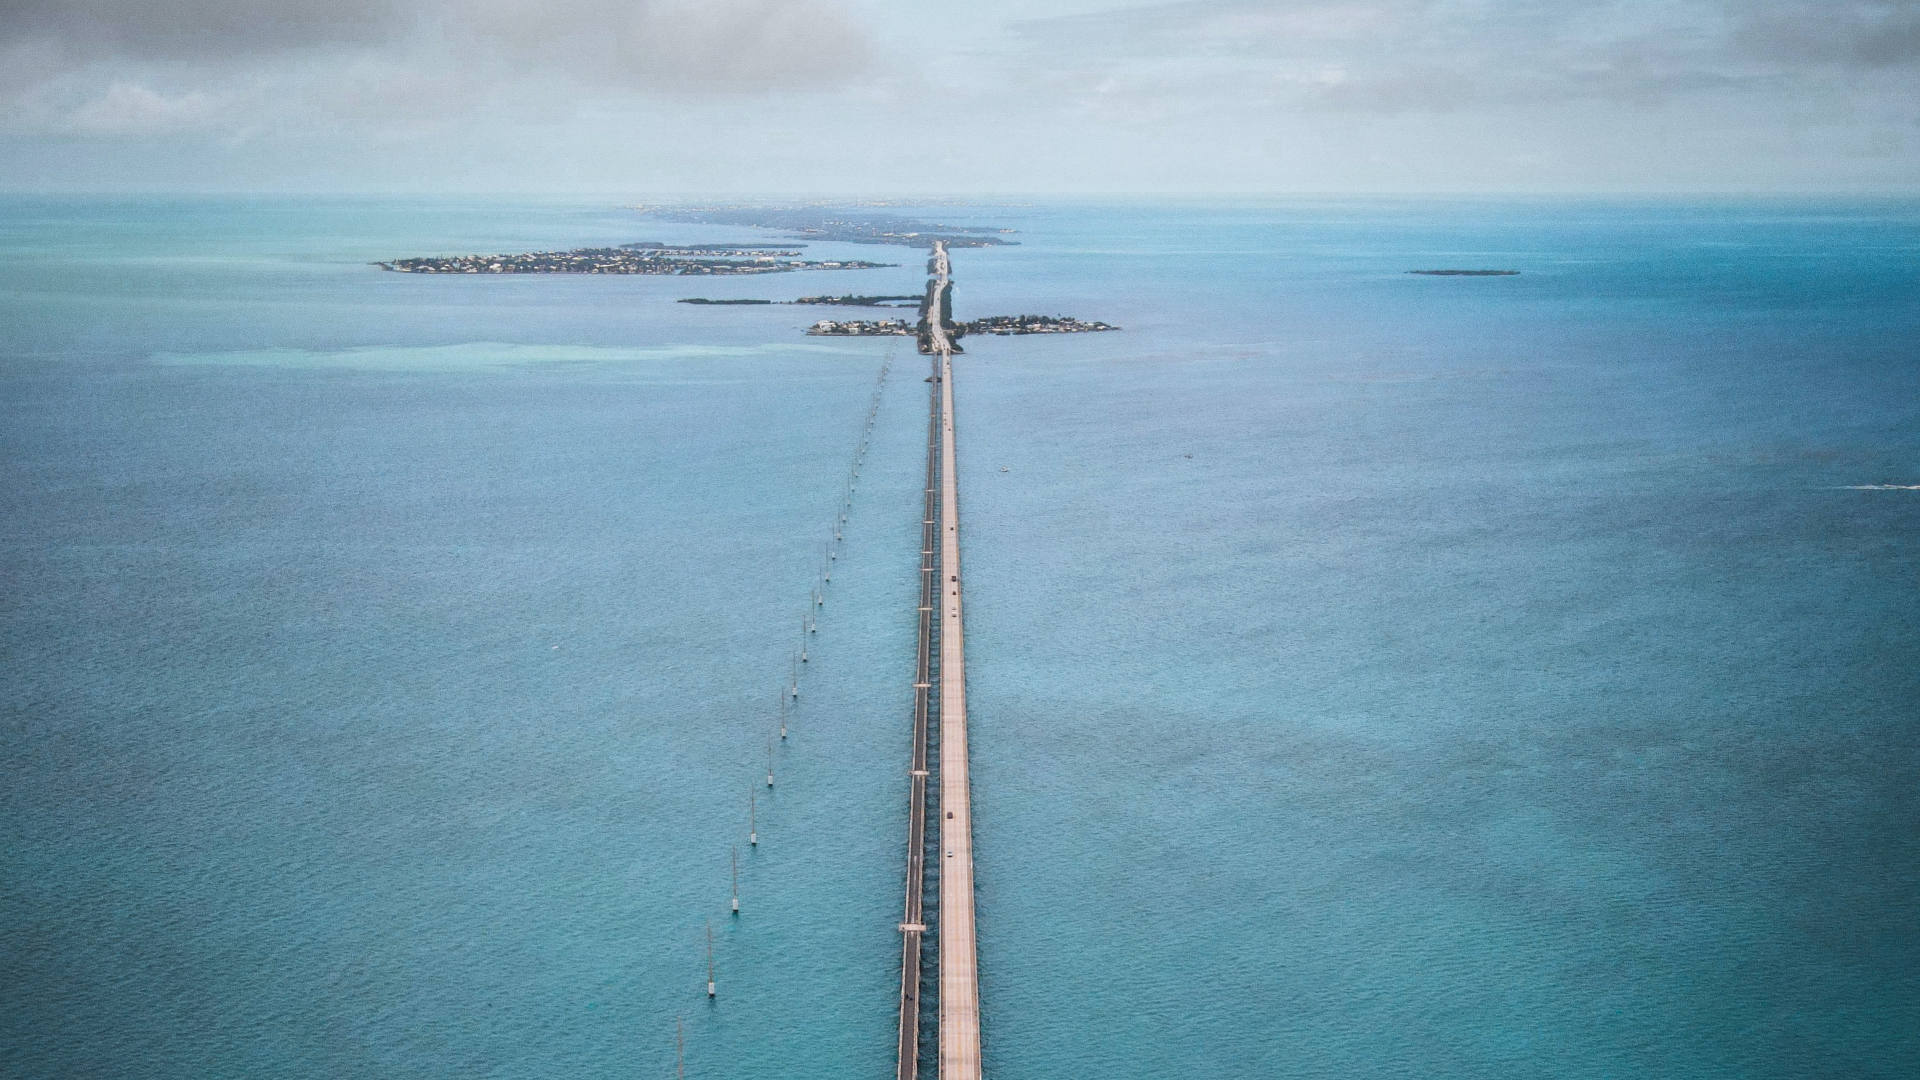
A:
[897,241,982,1080]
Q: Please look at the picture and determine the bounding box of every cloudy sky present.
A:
[2,0,1917,193]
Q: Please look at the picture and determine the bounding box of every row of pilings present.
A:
[676,342,898,1071]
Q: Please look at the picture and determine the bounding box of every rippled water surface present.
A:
[3,197,1917,1078]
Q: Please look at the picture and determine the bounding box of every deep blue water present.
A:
[2,197,1917,1078]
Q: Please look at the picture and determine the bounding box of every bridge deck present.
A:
[930,243,982,1080]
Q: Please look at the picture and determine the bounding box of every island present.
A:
[1409,269,1520,276]
[680,294,923,307]
[793,294,924,306]
[376,248,893,275]
[631,204,1018,249]
[808,314,1119,339]
[806,319,915,337]
[958,315,1118,335]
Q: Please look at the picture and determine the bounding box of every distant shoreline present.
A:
[680,294,922,307]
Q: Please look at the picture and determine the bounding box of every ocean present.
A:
[2,196,1916,1078]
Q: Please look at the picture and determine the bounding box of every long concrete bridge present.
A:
[897,241,982,1080]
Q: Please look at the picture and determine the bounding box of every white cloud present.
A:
[66,81,221,135]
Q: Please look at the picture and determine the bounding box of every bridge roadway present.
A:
[929,243,983,1080]
[895,338,938,1080]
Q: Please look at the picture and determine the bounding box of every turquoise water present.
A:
[2,197,1917,1078]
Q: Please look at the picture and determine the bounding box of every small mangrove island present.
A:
[960,315,1118,335]
[794,294,923,306]
[377,248,892,275]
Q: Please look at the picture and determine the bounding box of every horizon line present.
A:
[3,188,1919,201]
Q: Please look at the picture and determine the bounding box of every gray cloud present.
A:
[1732,1,1920,68]
[0,0,883,136]
[448,0,879,94]
[0,0,408,59]
[1006,0,1917,114]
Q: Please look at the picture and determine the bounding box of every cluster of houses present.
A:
[806,314,1120,339]
[806,319,916,337]
[619,243,804,258]
[376,248,890,276]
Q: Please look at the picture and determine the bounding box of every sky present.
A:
[1,0,1917,194]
